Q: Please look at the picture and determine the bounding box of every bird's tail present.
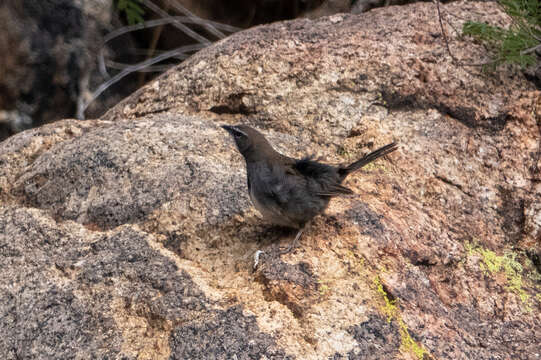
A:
[338,142,398,178]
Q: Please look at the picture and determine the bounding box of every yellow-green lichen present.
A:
[374,276,398,322]
[465,242,533,310]
[373,276,430,360]
[361,161,387,172]
[318,282,330,295]
[399,321,429,360]
[463,240,476,258]
[337,145,350,159]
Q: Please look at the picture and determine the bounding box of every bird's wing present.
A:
[292,157,353,197]
[313,183,353,196]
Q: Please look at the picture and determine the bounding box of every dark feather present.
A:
[338,142,398,178]
[294,158,352,196]
[314,184,354,196]
[295,157,336,178]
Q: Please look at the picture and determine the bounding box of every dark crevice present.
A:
[497,187,526,244]
[435,174,473,197]
[380,282,396,302]
[529,118,541,182]
[380,89,508,133]
[412,258,436,267]
[437,103,508,132]
[209,104,253,115]
[380,89,419,109]
[133,106,172,118]
[209,92,256,115]
[526,250,541,275]
[406,249,438,267]
[523,71,541,89]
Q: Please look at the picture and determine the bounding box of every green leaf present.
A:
[461,0,540,70]
[114,0,145,25]
[463,21,506,43]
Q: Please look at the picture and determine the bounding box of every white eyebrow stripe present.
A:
[232,127,248,137]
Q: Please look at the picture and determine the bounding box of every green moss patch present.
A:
[464,242,540,311]
[373,276,429,360]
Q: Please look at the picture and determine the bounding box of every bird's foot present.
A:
[279,228,304,254]
[253,250,265,270]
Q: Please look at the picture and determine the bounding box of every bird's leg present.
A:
[253,250,265,270]
[281,227,304,254]
[254,227,305,269]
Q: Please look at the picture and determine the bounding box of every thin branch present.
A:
[97,16,239,80]
[79,44,203,119]
[98,49,110,80]
[139,0,171,86]
[103,45,198,71]
[164,0,228,39]
[434,0,499,68]
[105,59,176,72]
[443,14,461,37]
[141,0,211,45]
[103,17,239,44]
[434,0,459,64]
[521,43,541,55]
[123,48,193,56]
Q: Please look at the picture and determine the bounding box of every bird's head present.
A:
[221,124,275,161]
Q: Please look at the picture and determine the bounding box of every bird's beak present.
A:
[221,125,235,134]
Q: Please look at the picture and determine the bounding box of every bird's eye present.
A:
[233,131,244,139]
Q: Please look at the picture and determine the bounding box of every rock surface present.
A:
[1,1,540,359]
[0,0,136,141]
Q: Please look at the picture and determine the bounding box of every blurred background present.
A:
[0,0,436,141]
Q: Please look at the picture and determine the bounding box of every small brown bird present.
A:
[222,124,397,251]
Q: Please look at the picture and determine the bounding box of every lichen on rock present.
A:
[0,1,540,359]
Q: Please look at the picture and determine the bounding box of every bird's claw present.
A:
[253,250,265,270]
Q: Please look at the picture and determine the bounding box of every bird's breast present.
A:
[247,162,301,228]
[249,183,296,228]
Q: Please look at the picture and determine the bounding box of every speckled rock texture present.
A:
[0,1,540,359]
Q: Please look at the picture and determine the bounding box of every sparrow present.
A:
[222,124,397,252]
